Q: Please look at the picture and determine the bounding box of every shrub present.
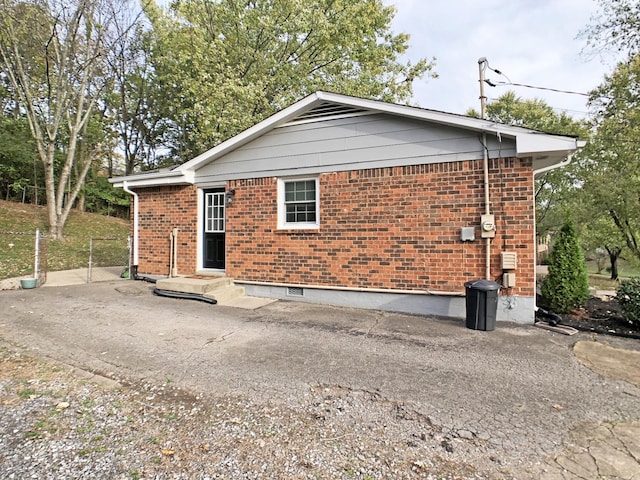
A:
[617,278,640,327]
[541,219,590,313]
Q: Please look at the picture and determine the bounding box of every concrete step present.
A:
[156,276,233,295]
[203,285,245,304]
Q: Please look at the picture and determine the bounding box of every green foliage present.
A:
[581,0,640,55]
[617,278,640,327]
[0,116,40,202]
[82,175,130,219]
[468,91,589,238]
[468,91,586,136]
[581,55,640,264]
[145,0,434,163]
[541,219,590,313]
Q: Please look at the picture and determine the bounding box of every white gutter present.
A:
[533,153,574,176]
[122,181,139,266]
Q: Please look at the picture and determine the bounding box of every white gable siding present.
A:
[194,113,516,186]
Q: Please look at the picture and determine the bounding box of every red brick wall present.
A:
[135,184,198,276]
[226,158,535,296]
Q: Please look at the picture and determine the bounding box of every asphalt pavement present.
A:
[0,280,638,479]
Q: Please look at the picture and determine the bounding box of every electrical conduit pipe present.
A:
[122,181,139,271]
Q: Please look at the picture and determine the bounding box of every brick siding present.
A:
[135,184,198,276]
[226,158,535,296]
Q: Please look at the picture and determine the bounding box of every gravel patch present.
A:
[0,342,535,479]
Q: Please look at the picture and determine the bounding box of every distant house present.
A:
[110,91,581,322]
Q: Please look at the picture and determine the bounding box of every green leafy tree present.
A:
[541,219,590,313]
[103,8,165,175]
[145,0,434,163]
[581,0,640,55]
[467,91,589,237]
[580,55,640,265]
[0,116,40,201]
[0,0,139,239]
[576,214,626,280]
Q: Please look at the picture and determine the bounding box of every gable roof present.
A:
[111,91,583,188]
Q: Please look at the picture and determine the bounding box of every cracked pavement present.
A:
[1,281,639,478]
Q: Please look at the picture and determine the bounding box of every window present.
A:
[277,177,319,229]
[205,192,225,233]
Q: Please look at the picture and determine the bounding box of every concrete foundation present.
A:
[240,283,535,323]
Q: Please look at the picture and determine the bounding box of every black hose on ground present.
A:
[561,320,640,340]
[535,307,563,326]
[536,306,640,340]
[135,275,158,284]
[153,287,217,304]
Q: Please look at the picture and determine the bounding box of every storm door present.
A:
[203,189,225,269]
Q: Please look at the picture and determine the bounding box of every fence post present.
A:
[34,229,39,281]
[128,235,132,280]
[87,237,93,283]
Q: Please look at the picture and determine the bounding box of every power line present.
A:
[487,80,592,97]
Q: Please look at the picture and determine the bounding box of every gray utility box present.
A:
[464,279,501,331]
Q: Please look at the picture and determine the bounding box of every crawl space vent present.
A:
[286,287,304,297]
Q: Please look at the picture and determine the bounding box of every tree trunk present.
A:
[606,246,622,281]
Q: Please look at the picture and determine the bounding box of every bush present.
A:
[541,219,590,313]
[617,278,640,327]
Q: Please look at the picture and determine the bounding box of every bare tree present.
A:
[0,0,138,239]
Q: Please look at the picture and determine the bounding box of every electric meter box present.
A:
[480,214,496,238]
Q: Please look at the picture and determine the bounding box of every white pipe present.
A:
[169,230,174,278]
[172,228,179,277]
[122,181,139,266]
[478,60,492,281]
[34,228,39,280]
[169,228,179,277]
[482,133,491,280]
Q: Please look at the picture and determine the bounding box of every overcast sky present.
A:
[386,0,619,118]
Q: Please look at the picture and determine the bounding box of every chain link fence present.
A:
[88,236,131,283]
[0,231,129,288]
[0,230,48,289]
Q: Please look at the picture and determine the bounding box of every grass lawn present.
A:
[584,258,640,290]
[0,200,129,280]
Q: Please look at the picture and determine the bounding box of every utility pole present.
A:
[478,57,488,119]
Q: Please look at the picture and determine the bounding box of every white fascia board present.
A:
[110,169,193,188]
[516,132,580,156]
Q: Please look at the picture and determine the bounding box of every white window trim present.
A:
[277,176,320,230]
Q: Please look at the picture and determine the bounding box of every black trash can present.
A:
[464,279,501,331]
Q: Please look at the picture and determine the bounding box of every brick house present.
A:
[111,91,581,322]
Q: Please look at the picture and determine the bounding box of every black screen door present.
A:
[203,189,225,269]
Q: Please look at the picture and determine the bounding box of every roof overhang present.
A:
[109,91,583,187]
[109,168,195,188]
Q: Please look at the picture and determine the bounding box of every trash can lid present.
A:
[464,279,501,291]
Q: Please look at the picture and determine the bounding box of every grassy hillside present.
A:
[0,200,130,280]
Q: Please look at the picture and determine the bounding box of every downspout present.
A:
[122,181,139,271]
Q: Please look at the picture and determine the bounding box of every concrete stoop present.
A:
[155,276,277,310]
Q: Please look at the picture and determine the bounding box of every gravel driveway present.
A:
[1,281,639,479]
